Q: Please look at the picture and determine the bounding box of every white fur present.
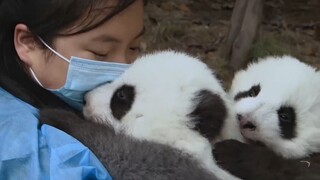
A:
[230,55,320,158]
[84,50,243,180]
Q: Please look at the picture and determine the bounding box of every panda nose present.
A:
[237,113,256,130]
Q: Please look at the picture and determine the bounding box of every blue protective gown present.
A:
[0,88,112,180]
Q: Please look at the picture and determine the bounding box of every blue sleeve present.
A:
[0,88,112,180]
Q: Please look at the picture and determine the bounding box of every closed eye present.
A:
[89,50,109,59]
[130,47,142,51]
[94,52,108,57]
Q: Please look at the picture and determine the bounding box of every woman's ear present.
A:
[14,24,41,66]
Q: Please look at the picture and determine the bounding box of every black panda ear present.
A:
[110,85,135,120]
[234,84,261,101]
[189,90,227,140]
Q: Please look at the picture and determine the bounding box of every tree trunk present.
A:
[222,0,264,71]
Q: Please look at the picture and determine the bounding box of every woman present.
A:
[0,0,143,179]
[0,0,222,179]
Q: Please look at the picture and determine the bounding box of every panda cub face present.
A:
[84,50,243,148]
[229,55,320,158]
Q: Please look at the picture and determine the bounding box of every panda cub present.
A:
[229,55,320,159]
[84,50,243,180]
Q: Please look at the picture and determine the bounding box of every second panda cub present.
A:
[229,56,320,159]
[84,51,243,180]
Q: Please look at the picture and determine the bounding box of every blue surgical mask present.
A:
[30,38,131,110]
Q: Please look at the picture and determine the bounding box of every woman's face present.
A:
[17,0,144,89]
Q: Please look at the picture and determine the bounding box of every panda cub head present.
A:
[84,50,243,147]
[229,55,320,158]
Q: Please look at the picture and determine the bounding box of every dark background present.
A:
[144,0,320,88]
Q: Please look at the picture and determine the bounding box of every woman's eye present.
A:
[94,52,108,57]
[129,47,142,52]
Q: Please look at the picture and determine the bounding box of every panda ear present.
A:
[189,90,227,140]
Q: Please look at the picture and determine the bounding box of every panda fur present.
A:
[84,50,244,180]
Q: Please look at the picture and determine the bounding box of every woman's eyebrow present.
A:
[93,27,145,43]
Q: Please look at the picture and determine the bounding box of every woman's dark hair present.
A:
[0,0,146,110]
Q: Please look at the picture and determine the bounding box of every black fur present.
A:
[214,139,320,180]
[110,85,135,120]
[234,84,261,101]
[277,106,296,139]
[189,90,226,140]
[39,109,218,180]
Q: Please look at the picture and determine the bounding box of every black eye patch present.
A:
[110,85,135,120]
[277,106,296,139]
[234,84,261,101]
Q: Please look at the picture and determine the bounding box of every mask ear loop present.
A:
[37,37,71,63]
[29,68,44,87]
[29,37,72,88]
